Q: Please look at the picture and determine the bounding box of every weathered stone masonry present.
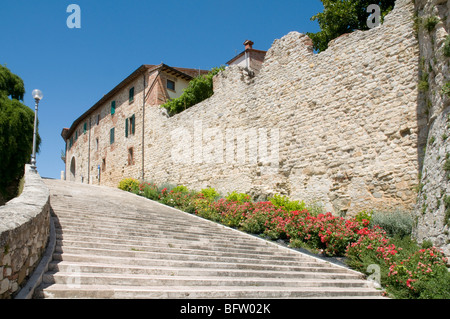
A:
[413,0,450,257]
[141,0,422,216]
[0,165,50,299]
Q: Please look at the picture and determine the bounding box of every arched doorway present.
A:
[70,157,76,181]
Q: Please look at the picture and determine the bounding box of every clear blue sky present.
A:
[0,0,323,179]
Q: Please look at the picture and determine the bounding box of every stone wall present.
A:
[0,165,50,299]
[141,0,422,216]
[412,0,450,257]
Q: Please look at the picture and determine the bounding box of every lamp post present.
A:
[30,89,43,172]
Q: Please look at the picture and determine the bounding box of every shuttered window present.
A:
[129,87,134,103]
[125,114,135,137]
[110,127,115,144]
[111,100,116,115]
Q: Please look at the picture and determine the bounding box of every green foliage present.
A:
[200,187,220,202]
[162,66,225,116]
[355,210,373,224]
[118,178,140,192]
[225,191,252,203]
[418,72,429,92]
[442,82,450,97]
[443,195,450,226]
[172,185,189,193]
[268,194,306,212]
[444,35,450,57]
[307,0,395,52]
[423,16,439,32]
[0,65,40,197]
[370,210,413,238]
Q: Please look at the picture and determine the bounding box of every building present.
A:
[61,63,209,184]
[226,40,267,74]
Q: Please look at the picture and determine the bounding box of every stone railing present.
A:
[0,165,51,299]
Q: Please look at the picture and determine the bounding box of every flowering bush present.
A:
[386,247,449,298]
[118,178,140,193]
[239,202,280,234]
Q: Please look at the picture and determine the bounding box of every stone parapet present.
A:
[0,165,50,299]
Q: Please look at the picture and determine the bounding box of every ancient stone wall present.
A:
[0,165,50,299]
[412,0,450,257]
[142,0,422,216]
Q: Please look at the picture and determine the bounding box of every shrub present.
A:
[268,194,306,212]
[239,202,280,234]
[118,178,140,192]
[386,247,448,298]
[423,16,439,32]
[225,191,252,203]
[370,210,413,238]
[142,182,160,201]
[200,187,220,202]
[172,185,189,193]
[162,66,225,116]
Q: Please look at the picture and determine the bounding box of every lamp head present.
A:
[32,89,43,101]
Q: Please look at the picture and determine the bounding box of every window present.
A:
[111,100,116,115]
[75,130,78,141]
[83,122,87,134]
[167,80,175,91]
[95,138,99,151]
[129,87,134,103]
[125,114,135,137]
[97,114,100,125]
[102,158,106,172]
[110,127,115,144]
[128,147,134,165]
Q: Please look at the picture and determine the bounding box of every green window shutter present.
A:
[131,114,135,134]
[84,122,87,133]
[111,101,116,115]
[129,87,134,102]
[75,131,78,141]
[110,127,115,144]
[125,118,129,138]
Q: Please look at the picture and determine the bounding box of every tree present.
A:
[162,66,225,116]
[307,0,395,53]
[0,65,40,199]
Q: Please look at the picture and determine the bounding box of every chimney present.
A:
[243,40,254,50]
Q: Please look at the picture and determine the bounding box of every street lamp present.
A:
[30,89,43,172]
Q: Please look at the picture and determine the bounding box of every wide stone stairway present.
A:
[34,179,384,299]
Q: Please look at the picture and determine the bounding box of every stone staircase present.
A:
[34,179,385,299]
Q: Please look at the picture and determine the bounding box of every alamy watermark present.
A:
[66,4,81,29]
[367,4,381,29]
[170,121,280,173]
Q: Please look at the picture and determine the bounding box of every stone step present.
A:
[47,261,363,281]
[51,252,360,278]
[54,230,284,252]
[42,271,372,289]
[52,245,336,268]
[54,235,286,256]
[36,284,384,299]
[34,179,384,299]
[55,239,313,262]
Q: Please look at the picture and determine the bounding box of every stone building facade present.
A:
[63,0,421,216]
[61,64,209,185]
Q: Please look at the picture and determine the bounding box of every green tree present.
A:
[162,66,225,116]
[307,0,395,52]
[0,65,40,199]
